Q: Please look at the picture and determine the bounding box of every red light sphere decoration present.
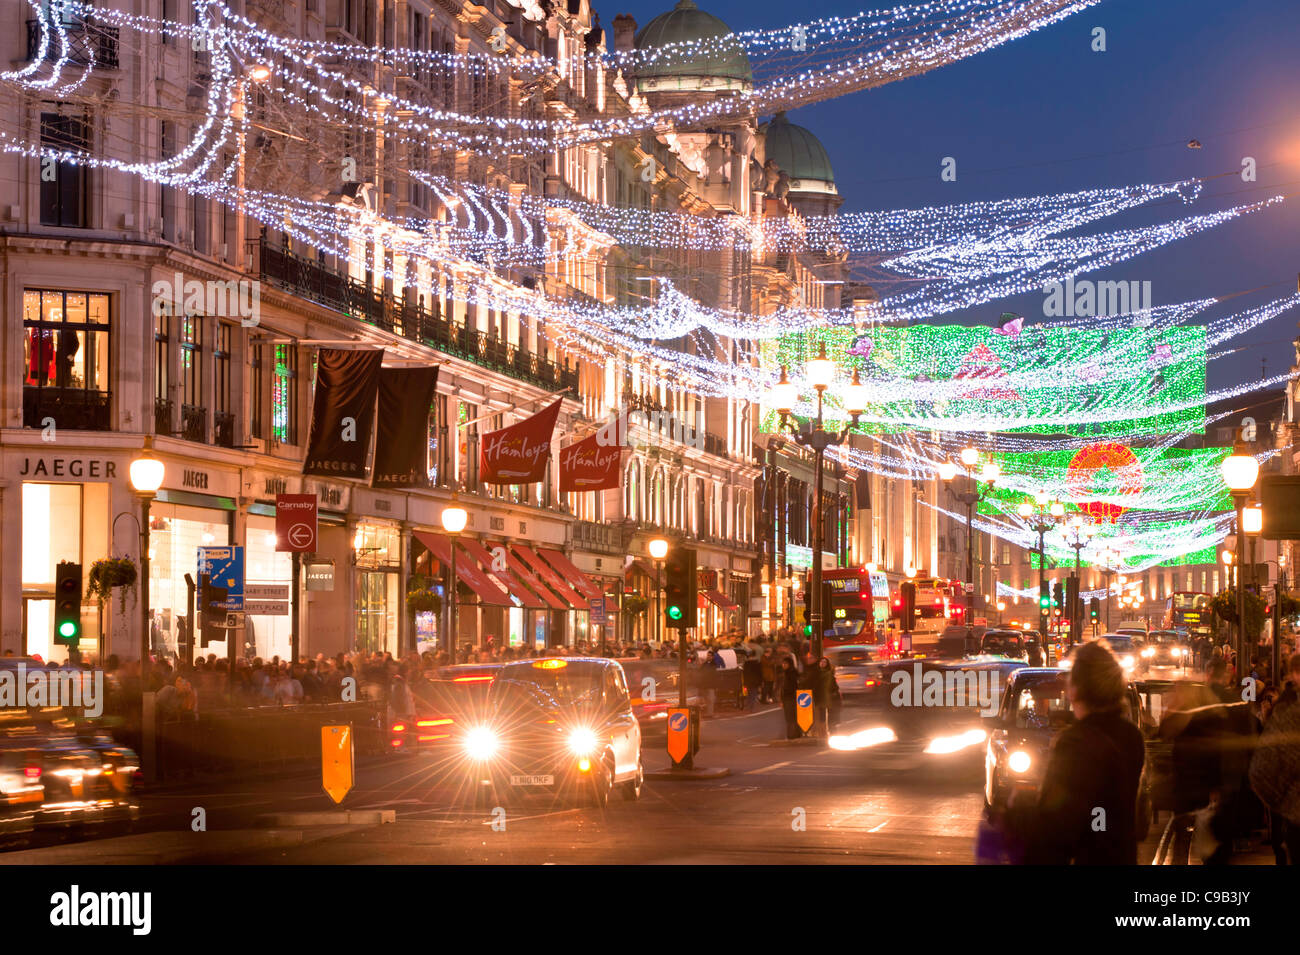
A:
[1064,442,1144,524]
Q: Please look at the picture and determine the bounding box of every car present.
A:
[934,626,985,660]
[1059,634,1143,676]
[466,658,643,808]
[829,659,1025,774]
[390,664,501,753]
[1139,631,1191,672]
[615,657,702,732]
[978,630,1027,660]
[825,645,886,701]
[983,667,1153,840]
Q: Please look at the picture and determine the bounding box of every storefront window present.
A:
[22,482,89,663]
[354,523,400,656]
[23,290,111,431]
[149,503,231,662]
[246,515,292,661]
[273,343,298,445]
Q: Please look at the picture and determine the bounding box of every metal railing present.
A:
[154,397,173,435]
[24,387,111,431]
[181,403,207,442]
[214,411,236,448]
[26,17,119,69]
[249,238,579,395]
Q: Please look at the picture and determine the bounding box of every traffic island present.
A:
[646,766,731,781]
[256,810,397,827]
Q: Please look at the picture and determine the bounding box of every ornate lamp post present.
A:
[440,495,468,665]
[1221,443,1259,660]
[772,346,868,662]
[128,438,165,679]
[1018,491,1064,640]
[940,449,999,627]
[1063,516,1095,644]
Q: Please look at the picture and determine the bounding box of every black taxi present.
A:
[464,658,643,808]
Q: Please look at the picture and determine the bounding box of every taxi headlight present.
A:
[464,727,500,761]
[828,726,896,751]
[1141,647,1155,658]
[924,728,987,755]
[1121,655,1135,670]
[568,728,599,755]
[1008,750,1033,774]
[1058,657,1073,670]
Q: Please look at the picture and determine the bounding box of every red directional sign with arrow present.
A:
[276,494,318,553]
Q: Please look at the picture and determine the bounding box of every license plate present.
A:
[509,774,554,787]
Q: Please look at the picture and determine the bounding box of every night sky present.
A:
[612,0,1300,399]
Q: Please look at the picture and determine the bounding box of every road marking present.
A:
[745,761,794,775]
[868,820,889,833]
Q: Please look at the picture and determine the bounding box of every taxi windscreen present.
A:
[490,662,603,708]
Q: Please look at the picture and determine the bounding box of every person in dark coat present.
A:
[802,655,837,735]
[1008,640,1146,864]
[742,652,763,711]
[779,657,801,739]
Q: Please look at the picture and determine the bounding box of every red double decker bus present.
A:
[821,567,891,648]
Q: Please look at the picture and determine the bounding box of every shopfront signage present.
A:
[18,456,117,479]
[276,494,318,553]
[305,560,335,592]
[245,600,289,616]
[374,498,391,512]
[490,517,505,531]
[246,584,290,601]
[589,597,607,625]
[265,477,289,496]
[182,469,209,490]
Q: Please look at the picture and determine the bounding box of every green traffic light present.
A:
[804,624,812,636]
[667,605,683,621]
[58,621,77,638]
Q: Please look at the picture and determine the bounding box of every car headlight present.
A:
[1121,655,1135,670]
[1141,647,1155,658]
[828,726,896,751]
[568,728,599,755]
[1008,750,1033,774]
[464,727,500,761]
[1058,657,1073,670]
[924,729,987,755]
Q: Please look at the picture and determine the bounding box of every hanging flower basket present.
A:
[623,595,650,617]
[86,557,138,614]
[406,588,442,615]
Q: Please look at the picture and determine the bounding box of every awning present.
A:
[489,543,570,611]
[626,558,659,580]
[412,531,511,607]
[512,547,586,610]
[536,548,602,601]
[703,589,740,610]
[457,538,548,610]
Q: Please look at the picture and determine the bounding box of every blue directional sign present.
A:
[795,689,814,732]
[198,546,244,611]
[668,711,688,733]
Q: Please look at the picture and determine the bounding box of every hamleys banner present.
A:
[480,398,563,485]
[559,416,625,492]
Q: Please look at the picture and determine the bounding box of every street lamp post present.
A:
[1064,517,1094,644]
[649,537,668,647]
[1018,492,1064,641]
[441,495,468,666]
[941,449,999,628]
[1221,441,1259,662]
[772,347,867,663]
[128,438,164,784]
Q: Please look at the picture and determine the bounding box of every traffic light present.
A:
[899,581,916,628]
[199,572,230,645]
[1065,576,1080,624]
[663,547,697,631]
[1052,580,1063,610]
[1039,582,1050,611]
[54,561,82,646]
[1089,596,1101,623]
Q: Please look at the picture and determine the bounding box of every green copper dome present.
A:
[761,111,835,188]
[633,0,752,92]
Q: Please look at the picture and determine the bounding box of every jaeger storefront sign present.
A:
[18,456,119,480]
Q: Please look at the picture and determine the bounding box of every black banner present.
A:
[302,348,384,479]
[372,365,440,488]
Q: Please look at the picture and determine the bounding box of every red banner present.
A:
[480,398,562,485]
[559,418,624,492]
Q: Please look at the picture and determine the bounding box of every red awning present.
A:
[412,531,511,607]
[457,538,548,610]
[489,543,570,611]
[703,589,739,610]
[535,548,602,601]
[512,547,586,609]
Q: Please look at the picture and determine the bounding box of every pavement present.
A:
[0,700,1281,865]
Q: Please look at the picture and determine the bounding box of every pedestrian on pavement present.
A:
[1005,640,1146,864]
[1249,653,1300,863]
[804,656,836,734]
[760,648,776,704]
[742,651,762,711]
[779,656,801,739]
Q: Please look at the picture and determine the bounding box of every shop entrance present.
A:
[355,570,398,656]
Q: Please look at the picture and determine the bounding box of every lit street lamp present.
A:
[1064,517,1095,644]
[441,494,468,665]
[1221,439,1259,659]
[128,438,164,784]
[1018,492,1064,639]
[649,537,668,646]
[772,345,868,664]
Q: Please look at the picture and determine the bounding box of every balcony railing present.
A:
[26,18,119,69]
[182,404,207,443]
[249,238,579,395]
[24,387,111,431]
[155,397,173,435]
[214,411,236,448]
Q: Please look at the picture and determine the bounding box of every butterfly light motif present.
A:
[1148,342,1172,368]
[990,314,1023,338]
[847,337,873,359]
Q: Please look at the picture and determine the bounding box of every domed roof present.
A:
[633,0,752,92]
[761,112,835,188]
